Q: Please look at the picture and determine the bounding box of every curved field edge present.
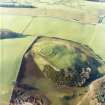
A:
[0,35,38,105]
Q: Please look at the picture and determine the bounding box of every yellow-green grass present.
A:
[0,15,105,60]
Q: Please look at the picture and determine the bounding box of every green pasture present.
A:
[34,41,79,70]
[0,15,105,61]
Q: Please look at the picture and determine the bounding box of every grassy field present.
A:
[0,1,105,105]
[0,14,105,61]
[0,35,36,105]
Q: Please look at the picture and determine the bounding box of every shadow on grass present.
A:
[0,29,29,39]
[87,0,105,2]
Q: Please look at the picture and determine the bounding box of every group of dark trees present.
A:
[43,56,102,87]
[43,64,91,87]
